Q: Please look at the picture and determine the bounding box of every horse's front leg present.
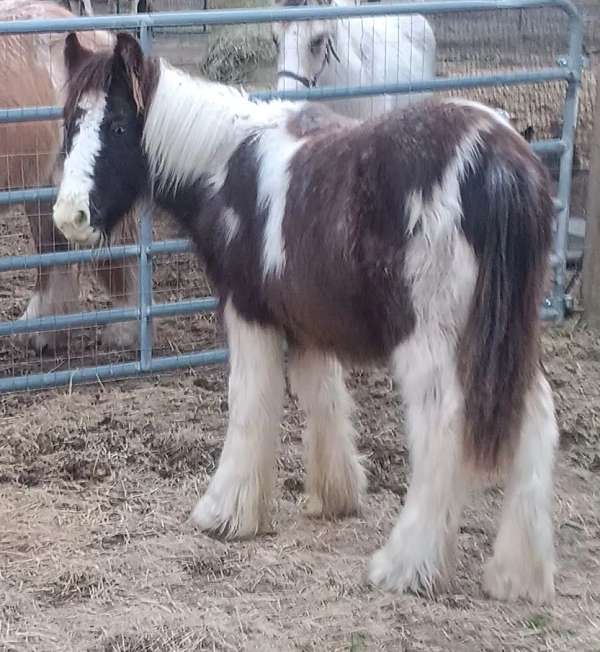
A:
[191,299,285,539]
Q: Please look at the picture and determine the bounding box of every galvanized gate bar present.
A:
[0,297,219,337]
[0,0,584,393]
[0,70,576,126]
[0,106,63,124]
[0,239,194,272]
[0,0,582,35]
[1,348,229,393]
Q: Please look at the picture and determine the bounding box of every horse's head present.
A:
[273,0,343,94]
[53,32,154,246]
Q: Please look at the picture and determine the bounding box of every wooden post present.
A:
[582,67,600,328]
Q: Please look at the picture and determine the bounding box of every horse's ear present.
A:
[64,32,93,76]
[114,32,146,112]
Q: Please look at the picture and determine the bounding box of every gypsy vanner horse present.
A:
[0,0,141,351]
[53,31,559,604]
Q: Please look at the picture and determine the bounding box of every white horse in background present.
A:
[273,0,436,119]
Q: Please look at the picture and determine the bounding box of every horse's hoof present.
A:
[368,543,443,597]
[483,557,555,605]
[190,488,270,541]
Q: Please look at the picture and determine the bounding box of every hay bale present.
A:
[435,65,596,172]
[201,25,276,84]
[194,0,277,84]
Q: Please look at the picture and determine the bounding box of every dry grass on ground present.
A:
[1,322,599,651]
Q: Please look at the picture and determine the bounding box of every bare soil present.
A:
[1,2,600,650]
[0,322,599,651]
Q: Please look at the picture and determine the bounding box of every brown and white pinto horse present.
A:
[53,31,559,603]
[0,1,140,351]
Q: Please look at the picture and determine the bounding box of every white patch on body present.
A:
[369,130,480,594]
[445,97,516,130]
[405,124,482,239]
[191,298,285,538]
[221,206,241,246]
[258,127,303,278]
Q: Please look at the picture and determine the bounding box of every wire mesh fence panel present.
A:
[0,0,591,393]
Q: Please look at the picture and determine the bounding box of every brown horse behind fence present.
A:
[0,0,141,352]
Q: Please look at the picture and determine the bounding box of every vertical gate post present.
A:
[582,67,600,327]
[552,8,584,321]
[138,22,154,371]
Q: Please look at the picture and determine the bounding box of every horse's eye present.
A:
[111,123,126,135]
[310,35,325,53]
[272,34,279,50]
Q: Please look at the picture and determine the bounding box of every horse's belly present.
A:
[271,278,416,363]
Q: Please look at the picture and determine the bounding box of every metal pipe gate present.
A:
[0,0,585,392]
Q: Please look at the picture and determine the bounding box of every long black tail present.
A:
[458,134,554,470]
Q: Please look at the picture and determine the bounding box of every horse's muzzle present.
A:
[53,197,101,247]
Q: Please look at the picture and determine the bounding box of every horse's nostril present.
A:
[75,210,88,227]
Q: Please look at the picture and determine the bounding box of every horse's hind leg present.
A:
[191,298,285,539]
[483,370,558,604]
[369,334,468,595]
[289,349,366,518]
[21,200,79,352]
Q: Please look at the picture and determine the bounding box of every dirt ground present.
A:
[0,320,599,651]
[1,1,600,650]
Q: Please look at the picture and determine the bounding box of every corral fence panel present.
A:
[0,0,585,393]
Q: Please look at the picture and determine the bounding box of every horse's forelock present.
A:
[64,52,112,127]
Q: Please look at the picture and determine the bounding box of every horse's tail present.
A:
[458,133,554,471]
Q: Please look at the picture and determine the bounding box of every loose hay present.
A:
[201,26,276,84]
[1,328,599,650]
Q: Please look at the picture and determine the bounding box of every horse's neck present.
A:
[144,61,285,193]
[321,17,370,89]
[326,13,434,100]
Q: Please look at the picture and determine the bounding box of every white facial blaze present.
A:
[53,90,106,244]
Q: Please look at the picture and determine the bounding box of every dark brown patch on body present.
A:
[269,100,475,363]
[155,134,278,330]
